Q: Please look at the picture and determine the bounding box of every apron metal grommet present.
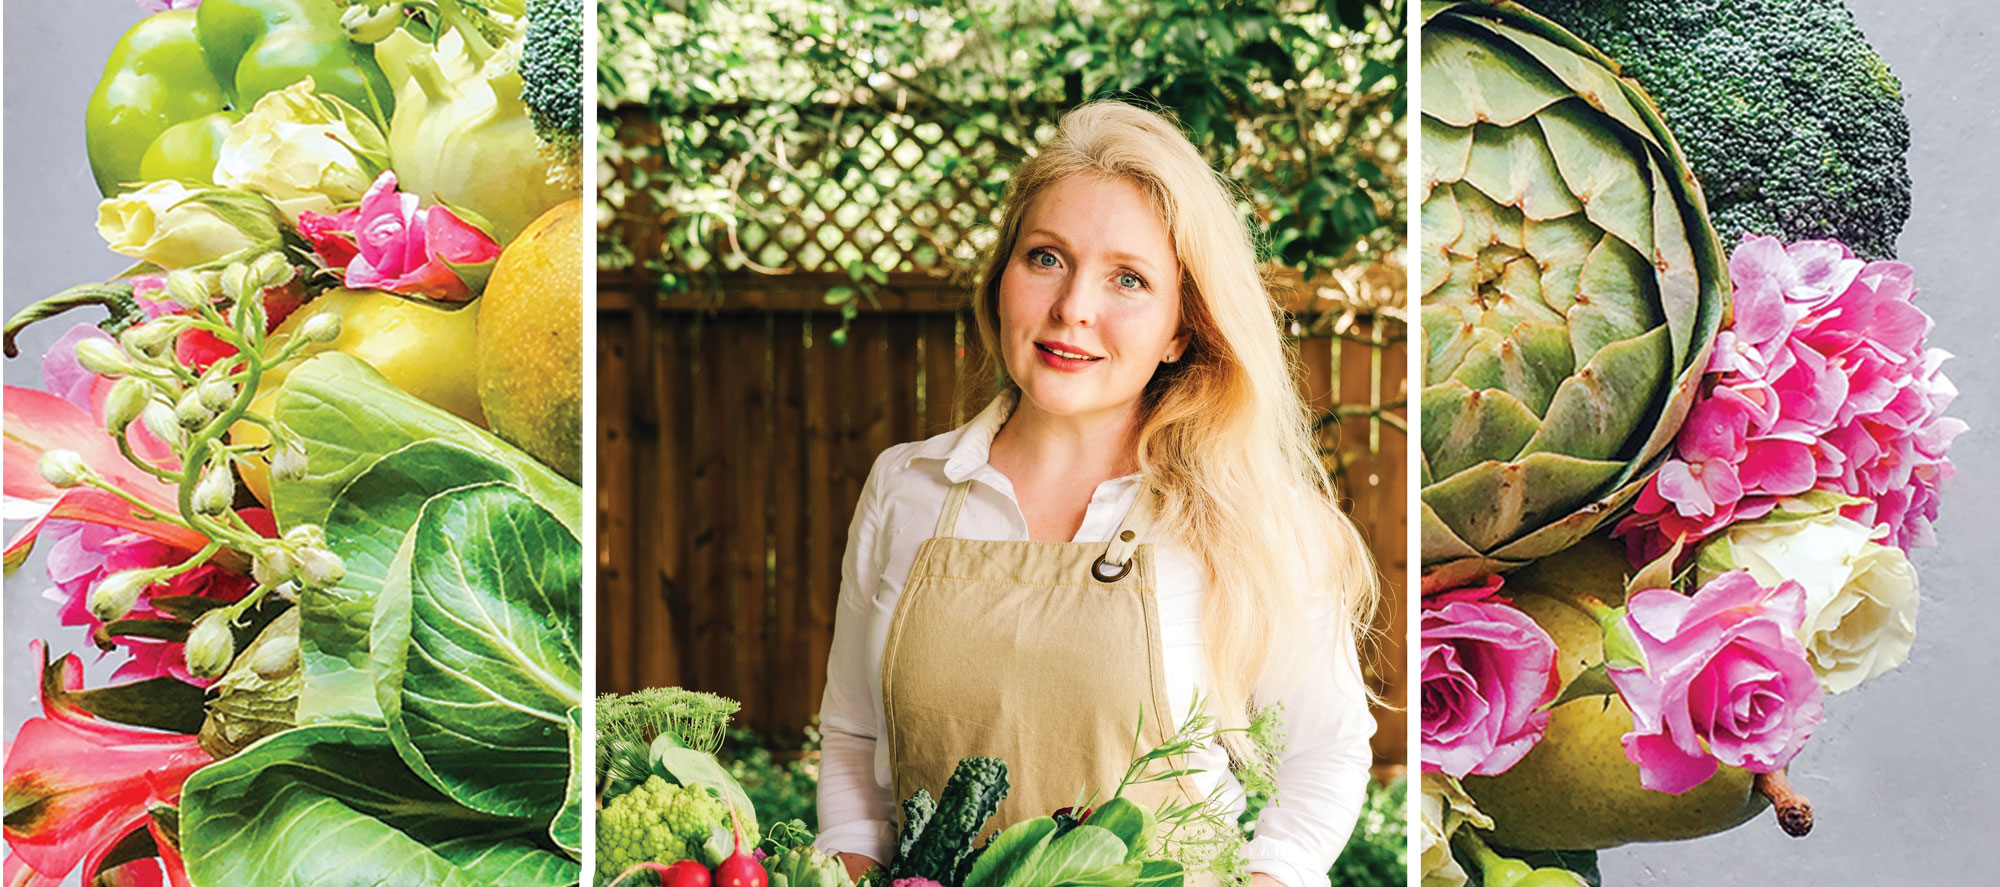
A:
[1091,554,1133,583]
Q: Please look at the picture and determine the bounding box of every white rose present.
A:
[215,78,387,221]
[1422,772,1490,887]
[1701,512,1918,693]
[97,181,261,269]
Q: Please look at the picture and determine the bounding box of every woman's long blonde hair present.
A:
[971,101,1380,721]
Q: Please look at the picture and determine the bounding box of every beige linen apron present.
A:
[880,478,1209,840]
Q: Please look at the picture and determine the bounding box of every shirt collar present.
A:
[903,389,1018,483]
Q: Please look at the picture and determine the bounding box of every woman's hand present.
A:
[837,853,880,883]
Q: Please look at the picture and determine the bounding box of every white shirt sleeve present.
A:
[813,449,901,862]
[1242,600,1377,887]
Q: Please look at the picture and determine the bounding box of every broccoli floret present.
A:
[1527,0,1911,258]
[521,0,583,183]
[596,776,731,885]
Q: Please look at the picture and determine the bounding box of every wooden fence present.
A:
[596,274,1408,766]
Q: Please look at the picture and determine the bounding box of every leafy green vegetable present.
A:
[964,818,1059,887]
[300,440,513,726]
[554,705,585,854]
[371,482,582,820]
[1002,826,1133,887]
[896,757,1009,884]
[179,724,578,887]
[1082,798,1154,863]
[272,353,580,533]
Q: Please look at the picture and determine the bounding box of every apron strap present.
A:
[934,479,974,537]
[1092,484,1158,583]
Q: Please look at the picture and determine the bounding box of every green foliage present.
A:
[1325,778,1404,887]
[1527,0,1911,258]
[721,727,826,830]
[522,0,586,168]
[599,0,1405,299]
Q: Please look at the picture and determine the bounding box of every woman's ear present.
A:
[1165,327,1192,363]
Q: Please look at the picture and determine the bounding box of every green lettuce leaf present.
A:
[372,483,582,820]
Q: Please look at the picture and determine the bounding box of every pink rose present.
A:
[1609,571,1823,794]
[298,171,499,302]
[1421,577,1560,778]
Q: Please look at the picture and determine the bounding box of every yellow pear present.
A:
[1460,535,1768,850]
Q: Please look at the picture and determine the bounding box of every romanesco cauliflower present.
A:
[596,776,732,885]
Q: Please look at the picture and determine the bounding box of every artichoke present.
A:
[1418,1,1727,584]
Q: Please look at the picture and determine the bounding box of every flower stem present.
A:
[1755,770,1813,837]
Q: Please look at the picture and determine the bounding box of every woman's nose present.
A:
[1048,273,1095,327]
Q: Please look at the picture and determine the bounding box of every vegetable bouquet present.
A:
[1417,2,1962,885]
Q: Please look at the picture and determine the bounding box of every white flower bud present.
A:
[252,542,298,587]
[248,626,299,678]
[197,377,237,412]
[165,270,211,310]
[140,402,184,447]
[220,263,253,302]
[38,450,90,489]
[119,322,176,360]
[104,378,150,434]
[296,546,347,589]
[185,610,237,678]
[90,569,155,621]
[297,313,342,344]
[282,524,327,549]
[73,338,130,377]
[192,464,235,515]
[250,253,294,290]
[271,441,309,482]
[176,389,215,431]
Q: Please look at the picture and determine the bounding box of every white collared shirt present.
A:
[814,393,1376,887]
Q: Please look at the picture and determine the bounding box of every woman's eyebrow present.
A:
[1022,227,1163,275]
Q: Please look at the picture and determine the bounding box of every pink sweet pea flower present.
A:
[2,643,210,887]
[136,1,200,13]
[1608,572,1823,794]
[297,171,500,302]
[1421,576,1560,778]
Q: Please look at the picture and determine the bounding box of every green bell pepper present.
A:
[85,10,229,195]
[84,0,395,196]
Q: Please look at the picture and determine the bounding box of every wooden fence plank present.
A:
[645,315,687,690]
[922,315,956,436]
[598,316,636,692]
[769,315,811,736]
[689,322,733,701]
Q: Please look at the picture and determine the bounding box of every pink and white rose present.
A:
[1609,571,1823,794]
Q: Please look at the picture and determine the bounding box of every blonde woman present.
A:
[814,101,1379,887]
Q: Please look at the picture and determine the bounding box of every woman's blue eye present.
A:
[1118,272,1145,289]
[1030,249,1058,267]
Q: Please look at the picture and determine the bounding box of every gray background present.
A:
[1596,1,2000,884]
[3,2,152,741]
[4,1,1999,885]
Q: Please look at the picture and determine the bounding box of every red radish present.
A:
[712,806,767,887]
[616,861,711,887]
